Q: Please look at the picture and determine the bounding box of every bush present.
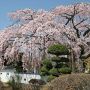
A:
[51,56,61,62]
[15,66,23,73]
[51,56,69,62]
[49,68,58,76]
[43,59,53,70]
[7,77,21,90]
[40,66,49,76]
[62,63,69,68]
[29,79,46,85]
[47,75,56,82]
[55,63,63,68]
[60,57,69,62]
[48,44,69,56]
[15,60,23,73]
[59,67,72,74]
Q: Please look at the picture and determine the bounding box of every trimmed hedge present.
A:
[40,66,49,76]
[49,68,58,76]
[47,75,56,82]
[42,59,53,70]
[48,44,69,56]
[51,56,69,62]
[59,67,71,74]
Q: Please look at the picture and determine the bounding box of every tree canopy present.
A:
[48,44,69,56]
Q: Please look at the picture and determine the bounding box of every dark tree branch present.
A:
[63,32,72,40]
[83,27,90,36]
[75,18,87,27]
[61,5,85,38]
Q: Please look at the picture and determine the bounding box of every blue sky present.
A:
[0,0,90,29]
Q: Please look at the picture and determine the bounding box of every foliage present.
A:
[15,66,23,73]
[55,63,69,69]
[48,44,70,76]
[49,68,58,76]
[42,59,53,70]
[59,67,72,74]
[40,59,53,76]
[0,3,90,72]
[40,43,71,82]
[61,63,69,68]
[40,66,49,76]
[14,60,23,73]
[47,75,56,82]
[51,56,61,62]
[7,76,21,90]
[51,56,69,62]
[7,77,16,90]
[48,44,69,56]
[55,63,63,68]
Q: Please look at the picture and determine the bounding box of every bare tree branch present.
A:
[75,18,87,27]
[83,26,90,36]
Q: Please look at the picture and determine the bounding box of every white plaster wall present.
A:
[0,72,15,83]
[0,71,41,84]
[16,74,41,84]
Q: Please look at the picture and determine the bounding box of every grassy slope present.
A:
[42,74,90,90]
